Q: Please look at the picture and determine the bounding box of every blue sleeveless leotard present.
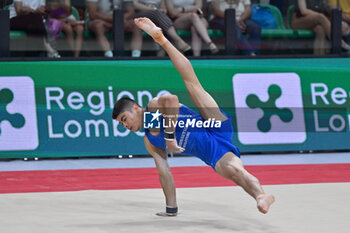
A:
[145,105,240,169]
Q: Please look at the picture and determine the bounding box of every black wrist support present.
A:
[164,131,175,141]
[166,206,178,214]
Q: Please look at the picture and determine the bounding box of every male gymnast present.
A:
[112,17,275,216]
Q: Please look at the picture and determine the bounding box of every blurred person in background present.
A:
[328,0,350,44]
[165,0,218,56]
[210,0,261,56]
[46,0,84,57]
[291,0,350,55]
[8,0,60,57]
[133,0,191,55]
[86,0,143,57]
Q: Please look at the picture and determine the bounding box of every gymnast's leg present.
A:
[134,17,226,122]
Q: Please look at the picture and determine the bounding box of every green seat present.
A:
[207,29,224,38]
[254,3,299,39]
[287,5,294,29]
[296,29,315,38]
[71,6,80,20]
[10,30,27,39]
[261,29,296,38]
[6,4,29,39]
[176,30,192,38]
[257,3,286,29]
[250,4,314,39]
[176,29,224,39]
[287,5,315,38]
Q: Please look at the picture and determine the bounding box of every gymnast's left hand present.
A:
[166,140,185,157]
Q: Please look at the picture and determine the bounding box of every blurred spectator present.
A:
[133,0,191,54]
[165,0,218,56]
[46,0,84,57]
[210,0,261,56]
[124,1,143,57]
[328,0,350,44]
[86,0,143,57]
[8,0,60,57]
[291,0,350,55]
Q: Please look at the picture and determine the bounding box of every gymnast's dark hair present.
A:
[112,97,140,119]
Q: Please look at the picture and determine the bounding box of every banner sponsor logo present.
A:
[0,76,38,150]
[45,87,171,139]
[310,83,349,132]
[233,73,306,145]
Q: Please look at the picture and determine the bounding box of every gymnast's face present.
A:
[117,105,142,132]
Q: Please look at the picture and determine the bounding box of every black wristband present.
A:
[164,131,175,141]
[166,206,178,214]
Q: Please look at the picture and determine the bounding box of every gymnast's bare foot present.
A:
[134,17,168,45]
[257,194,275,214]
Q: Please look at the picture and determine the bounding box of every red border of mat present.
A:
[1,164,350,194]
